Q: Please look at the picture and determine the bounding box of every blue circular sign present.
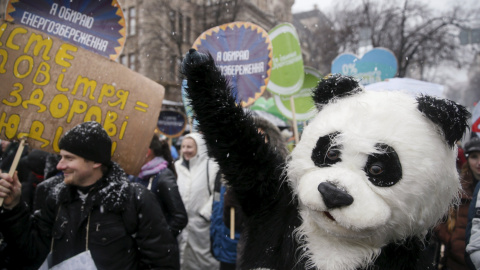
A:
[157,111,187,138]
[192,22,273,107]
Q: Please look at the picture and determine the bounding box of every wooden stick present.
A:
[230,207,235,239]
[290,96,299,144]
[0,138,26,207]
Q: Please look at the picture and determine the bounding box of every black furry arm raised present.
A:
[181,49,286,216]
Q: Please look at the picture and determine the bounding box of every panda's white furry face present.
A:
[287,90,460,270]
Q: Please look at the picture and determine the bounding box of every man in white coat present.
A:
[175,133,219,270]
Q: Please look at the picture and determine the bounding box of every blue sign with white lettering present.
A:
[331,47,398,85]
[192,22,273,107]
[157,111,187,138]
[5,0,126,60]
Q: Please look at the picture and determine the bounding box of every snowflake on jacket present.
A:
[180,49,470,270]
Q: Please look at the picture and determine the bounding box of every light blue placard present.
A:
[331,48,398,85]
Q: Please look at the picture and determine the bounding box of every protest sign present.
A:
[266,23,304,96]
[250,97,288,122]
[274,67,320,121]
[192,21,272,107]
[0,21,164,175]
[471,101,480,138]
[5,0,126,60]
[331,47,397,85]
[157,110,187,138]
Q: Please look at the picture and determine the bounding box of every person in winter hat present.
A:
[0,121,179,269]
[175,132,220,270]
[59,121,112,165]
[435,138,480,270]
[464,136,480,269]
[131,134,188,238]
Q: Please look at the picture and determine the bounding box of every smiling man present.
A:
[0,121,179,269]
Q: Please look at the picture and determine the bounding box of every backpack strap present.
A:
[50,205,62,252]
[206,158,212,196]
[214,171,222,193]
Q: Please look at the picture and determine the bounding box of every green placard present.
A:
[274,67,321,120]
[266,23,304,96]
[250,97,289,122]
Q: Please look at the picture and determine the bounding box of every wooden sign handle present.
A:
[0,138,26,207]
[230,207,235,239]
[290,96,299,144]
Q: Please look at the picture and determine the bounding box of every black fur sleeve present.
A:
[180,49,287,216]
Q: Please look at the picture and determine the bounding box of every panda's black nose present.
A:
[318,182,354,209]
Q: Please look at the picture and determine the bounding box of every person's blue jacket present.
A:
[210,181,240,264]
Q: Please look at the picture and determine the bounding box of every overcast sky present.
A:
[291,0,480,103]
[292,0,480,13]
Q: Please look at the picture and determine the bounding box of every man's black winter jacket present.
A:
[0,162,179,269]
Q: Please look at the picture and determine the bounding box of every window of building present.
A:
[179,13,184,41]
[258,0,270,11]
[186,17,191,43]
[120,55,127,66]
[128,7,136,36]
[169,10,176,34]
[129,54,136,71]
[170,55,176,80]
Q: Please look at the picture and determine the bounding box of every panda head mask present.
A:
[287,74,469,268]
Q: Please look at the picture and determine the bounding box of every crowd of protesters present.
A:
[0,118,294,270]
[3,120,480,270]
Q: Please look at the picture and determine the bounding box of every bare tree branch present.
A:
[137,0,245,87]
[329,0,479,79]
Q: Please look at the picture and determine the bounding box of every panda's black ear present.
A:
[416,95,470,148]
[312,74,363,110]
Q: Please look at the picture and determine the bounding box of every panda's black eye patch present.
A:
[364,143,402,187]
[311,132,342,167]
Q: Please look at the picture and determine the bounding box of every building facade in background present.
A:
[0,0,6,20]
[0,0,334,104]
[293,7,336,76]
[117,0,297,102]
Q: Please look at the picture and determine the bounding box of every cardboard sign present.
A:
[192,22,272,107]
[0,21,164,175]
[5,0,126,60]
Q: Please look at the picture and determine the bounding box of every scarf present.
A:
[138,156,168,178]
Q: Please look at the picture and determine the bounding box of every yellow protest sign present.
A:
[0,21,164,175]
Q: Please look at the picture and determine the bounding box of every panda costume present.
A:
[180,49,470,270]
